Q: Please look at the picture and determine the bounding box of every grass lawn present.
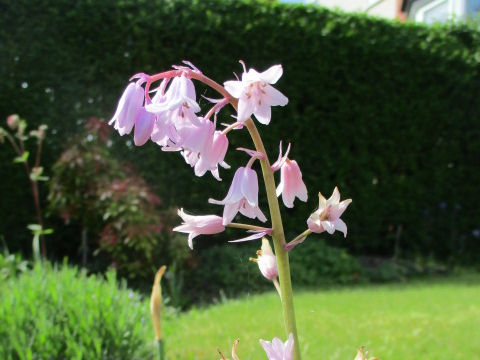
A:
[163,276,480,359]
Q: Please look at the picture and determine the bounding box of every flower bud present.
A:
[6,114,20,130]
[38,125,48,140]
[250,238,278,280]
[0,127,6,143]
[150,265,166,341]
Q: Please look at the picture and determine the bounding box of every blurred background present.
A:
[1,0,479,359]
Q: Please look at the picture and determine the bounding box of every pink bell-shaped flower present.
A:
[133,108,155,146]
[194,130,230,180]
[307,187,352,237]
[276,159,308,208]
[260,333,294,360]
[109,81,145,136]
[224,64,288,125]
[173,208,225,249]
[209,166,267,225]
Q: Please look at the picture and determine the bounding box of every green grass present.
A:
[163,276,480,359]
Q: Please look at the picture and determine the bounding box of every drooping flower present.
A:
[276,159,308,208]
[224,64,288,125]
[307,187,352,237]
[209,166,267,225]
[109,81,145,136]
[133,108,155,146]
[260,333,294,360]
[173,208,225,249]
[250,238,278,280]
[194,130,230,180]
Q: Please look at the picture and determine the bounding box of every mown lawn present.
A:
[163,276,480,359]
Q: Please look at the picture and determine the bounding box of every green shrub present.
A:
[0,263,155,360]
[289,236,365,286]
[0,248,29,281]
[48,118,187,279]
[180,236,364,304]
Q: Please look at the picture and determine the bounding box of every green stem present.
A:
[244,119,301,360]
[158,339,164,360]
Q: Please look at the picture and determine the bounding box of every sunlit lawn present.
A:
[164,276,480,359]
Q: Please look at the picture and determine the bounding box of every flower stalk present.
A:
[166,70,302,359]
[111,62,352,360]
[244,119,301,360]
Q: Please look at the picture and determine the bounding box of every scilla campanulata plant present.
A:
[110,61,357,359]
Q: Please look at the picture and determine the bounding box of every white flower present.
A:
[224,64,288,125]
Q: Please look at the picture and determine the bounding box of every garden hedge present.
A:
[1,0,479,263]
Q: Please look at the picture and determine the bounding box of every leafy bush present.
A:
[289,236,365,286]
[48,118,186,278]
[0,263,155,360]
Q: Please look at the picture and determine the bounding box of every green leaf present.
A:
[13,151,29,163]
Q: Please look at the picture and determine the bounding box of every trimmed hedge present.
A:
[1,0,480,262]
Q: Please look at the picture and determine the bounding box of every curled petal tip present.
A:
[129,72,149,83]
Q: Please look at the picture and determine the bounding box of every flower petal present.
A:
[254,104,272,125]
[333,218,348,237]
[237,97,255,122]
[224,80,246,98]
[263,85,288,107]
[259,64,283,84]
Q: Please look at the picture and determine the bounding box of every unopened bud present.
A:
[250,238,278,281]
[0,127,6,143]
[38,124,48,140]
[150,265,166,341]
[6,114,20,130]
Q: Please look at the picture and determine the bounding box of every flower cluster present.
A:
[110,62,351,250]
